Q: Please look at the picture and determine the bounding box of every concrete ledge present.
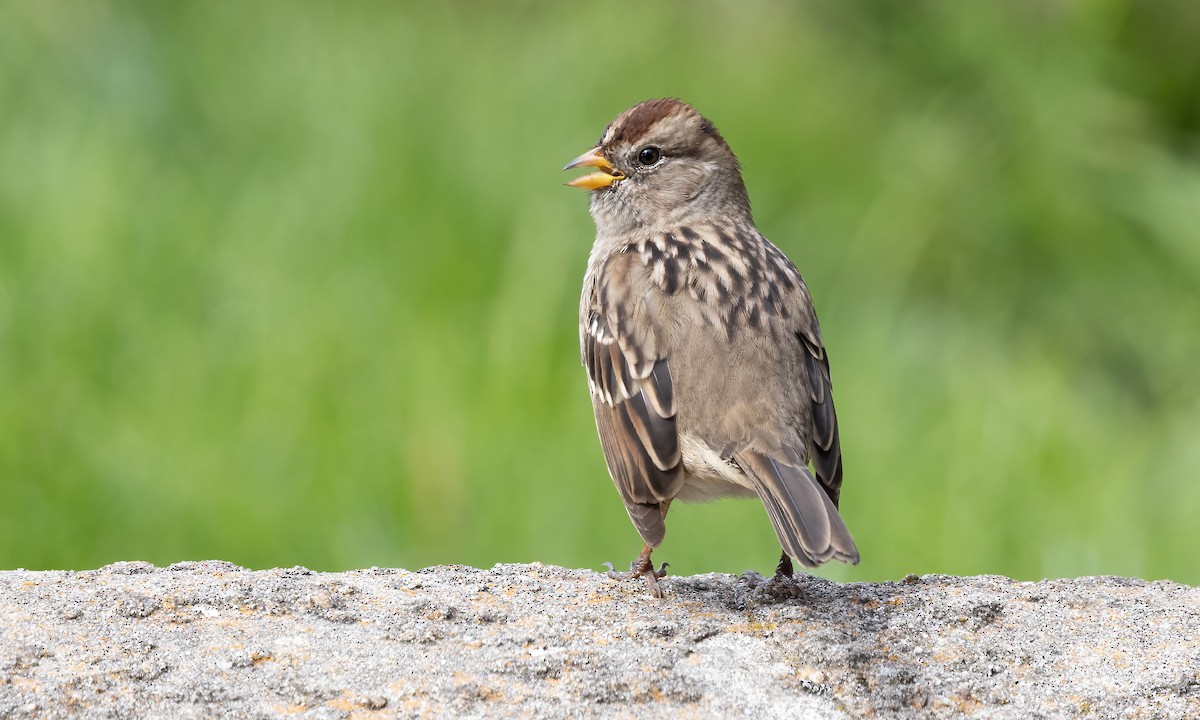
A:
[1,562,1197,718]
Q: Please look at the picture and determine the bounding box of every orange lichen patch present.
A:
[215,617,249,629]
[727,621,778,634]
[452,671,505,702]
[470,593,501,607]
[386,680,416,695]
[951,693,983,714]
[888,596,905,605]
[398,695,430,715]
[20,581,37,590]
[11,676,38,691]
[475,685,504,702]
[327,692,393,717]
[272,702,308,714]
[576,593,620,604]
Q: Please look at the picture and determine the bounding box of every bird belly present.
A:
[674,433,758,502]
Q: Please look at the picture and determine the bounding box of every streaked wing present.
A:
[582,252,683,546]
[745,227,845,508]
[798,320,844,506]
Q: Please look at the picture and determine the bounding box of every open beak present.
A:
[563,147,624,190]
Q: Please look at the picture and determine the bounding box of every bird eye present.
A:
[637,146,662,166]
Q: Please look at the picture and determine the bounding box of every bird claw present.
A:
[642,572,665,599]
[602,561,635,580]
[769,572,798,590]
[602,551,670,598]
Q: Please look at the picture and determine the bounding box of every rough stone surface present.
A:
[0,562,1197,719]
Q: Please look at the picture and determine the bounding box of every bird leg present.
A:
[774,550,794,581]
[604,544,669,598]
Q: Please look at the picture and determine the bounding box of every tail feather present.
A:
[737,450,859,567]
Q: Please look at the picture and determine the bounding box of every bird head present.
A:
[564,98,750,235]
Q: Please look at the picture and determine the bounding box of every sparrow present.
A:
[564,98,859,597]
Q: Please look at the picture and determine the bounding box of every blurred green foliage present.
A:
[1,2,1198,582]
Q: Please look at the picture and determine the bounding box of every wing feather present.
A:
[799,326,844,506]
[582,253,683,547]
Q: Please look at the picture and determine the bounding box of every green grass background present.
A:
[2,2,1198,582]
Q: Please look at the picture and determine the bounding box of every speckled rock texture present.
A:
[1,562,1197,719]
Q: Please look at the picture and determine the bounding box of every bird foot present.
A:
[602,547,669,598]
[773,553,795,584]
[743,552,801,597]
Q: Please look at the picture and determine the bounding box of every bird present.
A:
[563,98,859,597]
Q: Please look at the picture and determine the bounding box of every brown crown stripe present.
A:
[607,98,729,149]
[609,98,684,144]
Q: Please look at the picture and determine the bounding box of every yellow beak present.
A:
[563,147,624,190]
